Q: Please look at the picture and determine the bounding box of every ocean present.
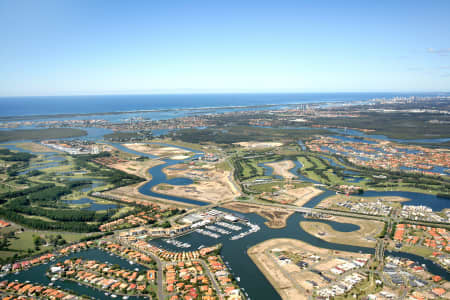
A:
[0,92,442,117]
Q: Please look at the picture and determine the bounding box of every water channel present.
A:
[2,142,449,300]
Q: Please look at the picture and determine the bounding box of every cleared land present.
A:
[109,158,164,179]
[233,141,283,148]
[104,146,194,208]
[248,238,369,300]
[286,186,323,206]
[265,160,296,179]
[154,162,240,203]
[254,184,323,206]
[103,179,192,209]
[222,202,293,228]
[317,194,409,210]
[123,143,193,159]
[300,216,384,247]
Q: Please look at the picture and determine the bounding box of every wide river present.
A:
[2,142,450,300]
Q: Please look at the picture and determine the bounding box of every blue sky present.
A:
[0,0,449,96]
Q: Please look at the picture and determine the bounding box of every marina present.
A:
[164,238,191,248]
[195,228,220,239]
[205,225,231,235]
[216,221,242,231]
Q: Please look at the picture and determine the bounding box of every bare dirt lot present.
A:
[105,159,194,208]
[258,185,323,206]
[123,143,193,159]
[300,216,384,247]
[285,186,323,206]
[248,238,369,300]
[110,158,164,179]
[318,194,409,210]
[153,162,240,203]
[222,202,293,228]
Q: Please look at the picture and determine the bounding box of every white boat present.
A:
[129,261,134,265]
[111,294,117,298]
[123,297,129,300]
[236,277,240,282]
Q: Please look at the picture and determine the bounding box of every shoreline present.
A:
[222,201,294,229]
[0,94,384,122]
[0,102,304,121]
[299,216,384,247]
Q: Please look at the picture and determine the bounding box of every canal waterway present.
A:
[2,141,449,300]
[149,207,450,300]
[120,142,450,297]
[3,248,147,300]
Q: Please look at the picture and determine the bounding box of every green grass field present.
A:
[0,230,88,260]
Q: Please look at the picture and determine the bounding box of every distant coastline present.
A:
[0,92,439,119]
[0,103,301,121]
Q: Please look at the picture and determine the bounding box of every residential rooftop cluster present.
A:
[315,272,368,298]
[0,280,82,300]
[49,258,156,297]
[400,205,449,223]
[332,198,393,216]
[99,205,173,231]
[5,252,56,274]
[165,261,216,300]
[306,136,450,177]
[0,242,95,276]
[270,246,371,298]
[101,239,218,263]
[99,242,154,266]
[118,224,191,239]
[206,255,242,299]
[394,224,449,251]
[383,256,448,298]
